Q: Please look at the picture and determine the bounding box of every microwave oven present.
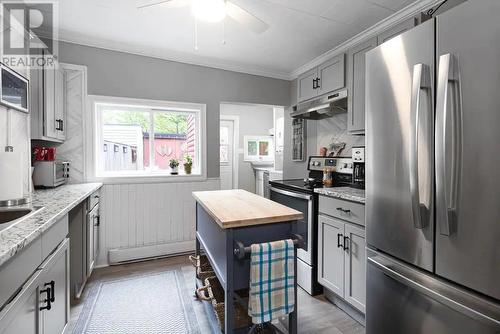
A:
[0,63,29,113]
[33,161,70,188]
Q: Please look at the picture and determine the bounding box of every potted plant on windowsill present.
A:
[169,159,179,175]
[184,155,193,175]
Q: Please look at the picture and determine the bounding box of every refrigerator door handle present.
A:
[409,63,431,229]
[436,53,462,236]
[368,252,500,328]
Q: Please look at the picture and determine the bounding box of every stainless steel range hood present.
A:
[291,89,347,120]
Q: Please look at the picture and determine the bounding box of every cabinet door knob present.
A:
[316,77,321,88]
[312,78,317,89]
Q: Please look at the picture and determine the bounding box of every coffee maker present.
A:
[352,146,365,188]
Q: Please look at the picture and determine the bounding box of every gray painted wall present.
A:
[58,42,291,178]
[220,103,274,193]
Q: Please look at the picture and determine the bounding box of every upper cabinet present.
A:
[31,51,66,142]
[294,14,425,132]
[347,17,419,135]
[297,68,318,102]
[317,54,345,96]
[297,53,345,103]
[347,37,378,134]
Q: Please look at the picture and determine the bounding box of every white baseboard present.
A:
[108,240,195,265]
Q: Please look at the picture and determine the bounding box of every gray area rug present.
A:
[73,270,200,334]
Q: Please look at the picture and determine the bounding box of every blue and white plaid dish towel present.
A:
[248,239,295,324]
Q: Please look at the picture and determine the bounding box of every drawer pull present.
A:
[337,233,343,248]
[39,281,54,311]
[343,236,350,251]
[336,207,351,214]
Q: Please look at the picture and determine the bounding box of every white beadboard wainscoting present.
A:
[97,178,220,266]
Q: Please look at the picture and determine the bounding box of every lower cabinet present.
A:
[0,269,43,334]
[0,229,70,334]
[318,214,366,313]
[40,239,70,334]
[343,223,366,313]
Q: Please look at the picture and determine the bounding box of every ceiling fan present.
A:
[136,0,269,34]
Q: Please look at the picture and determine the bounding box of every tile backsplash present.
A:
[316,113,365,157]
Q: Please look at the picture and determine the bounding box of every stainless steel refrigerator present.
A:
[365,0,500,333]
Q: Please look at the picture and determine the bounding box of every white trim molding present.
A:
[220,114,240,189]
[85,94,207,184]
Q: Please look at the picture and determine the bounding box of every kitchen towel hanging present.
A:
[248,239,295,324]
[0,151,23,200]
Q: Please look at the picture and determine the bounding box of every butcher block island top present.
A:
[192,189,303,229]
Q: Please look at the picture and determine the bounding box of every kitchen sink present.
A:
[0,206,44,231]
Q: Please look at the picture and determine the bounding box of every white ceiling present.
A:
[58,0,416,79]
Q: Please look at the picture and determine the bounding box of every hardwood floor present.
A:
[66,255,365,334]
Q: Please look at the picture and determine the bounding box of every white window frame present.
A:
[85,95,206,184]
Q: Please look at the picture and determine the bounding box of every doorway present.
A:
[220,116,239,190]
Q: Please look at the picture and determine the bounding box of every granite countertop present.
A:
[0,183,102,267]
[314,187,365,204]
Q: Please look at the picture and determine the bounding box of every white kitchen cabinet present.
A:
[0,269,43,334]
[39,239,70,334]
[347,37,378,134]
[0,216,70,334]
[317,54,345,96]
[344,223,366,313]
[43,55,57,139]
[318,215,345,297]
[297,54,346,103]
[30,52,66,143]
[297,68,318,103]
[54,67,66,141]
[318,208,366,314]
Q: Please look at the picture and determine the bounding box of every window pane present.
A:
[220,145,229,164]
[220,126,229,145]
[101,109,149,173]
[152,112,196,172]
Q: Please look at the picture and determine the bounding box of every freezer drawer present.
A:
[366,250,500,334]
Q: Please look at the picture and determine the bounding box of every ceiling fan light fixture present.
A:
[191,0,226,23]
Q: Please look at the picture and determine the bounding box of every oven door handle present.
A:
[268,186,313,200]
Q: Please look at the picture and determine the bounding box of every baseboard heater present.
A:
[108,240,195,265]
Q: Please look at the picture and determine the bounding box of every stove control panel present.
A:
[308,156,353,174]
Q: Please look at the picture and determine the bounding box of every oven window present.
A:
[55,164,66,180]
[270,190,309,251]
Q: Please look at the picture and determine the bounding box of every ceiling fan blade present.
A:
[136,0,188,9]
[225,1,269,34]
